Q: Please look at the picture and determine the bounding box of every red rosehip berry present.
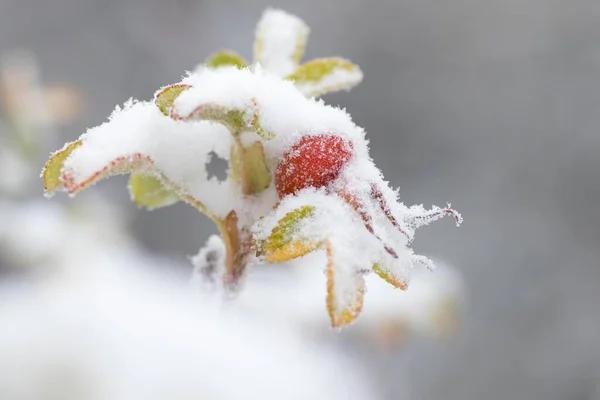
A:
[275,133,354,198]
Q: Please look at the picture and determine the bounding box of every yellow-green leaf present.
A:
[42,139,82,195]
[128,174,179,209]
[258,205,320,262]
[205,50,248,69]
[325,239,365,327]
[263,205,315,250]
[229,141,272,195]
[373,263,408,290]
[155,84,191,116]
[287,57,363,97]
[265,239,321,263]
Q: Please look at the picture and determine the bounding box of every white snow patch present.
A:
[0,263,378,400]
[62,100,241,218]
[254,8,309,77]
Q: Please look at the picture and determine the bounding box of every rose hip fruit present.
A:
[275,133,353,198]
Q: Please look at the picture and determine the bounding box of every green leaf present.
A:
[42,139,82,195]
[258,205,321,262]
[372,263,408,290]
[128,174,179,209]
[155,84,191,116]
[287,57,363,97]
[205,50,248,69]
[230,141,272,195]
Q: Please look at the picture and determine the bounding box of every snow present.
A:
[0,262,379,400]
[177,66,366,157]
[59,67,372,221]
[251,188,423,324]
[251,182,435,290]
[253,8,309,77]
[190,234,227,293]
[60,99,241,219]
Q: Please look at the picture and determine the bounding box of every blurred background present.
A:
[1,0,600,399]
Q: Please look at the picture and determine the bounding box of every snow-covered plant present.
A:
[41,8,462,327]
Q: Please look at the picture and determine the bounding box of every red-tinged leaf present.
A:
[42,139,82,195]
[155,83,191,116]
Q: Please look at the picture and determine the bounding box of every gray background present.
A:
[1,0,600,399]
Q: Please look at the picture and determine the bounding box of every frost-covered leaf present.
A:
[372,263,408,290]
[265,205,315,248]
[254,8,309,76]
[155,83,191,116]
[325,239,366,327]
[403,203,463,236]
[128,173,179,209]
[62,151,156,195]
[229,140,272,194]
[288,58,363,97]
[258,205,319,262]
[206,50,248,69]
[42,139,81,195]
[265,239,321,264]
